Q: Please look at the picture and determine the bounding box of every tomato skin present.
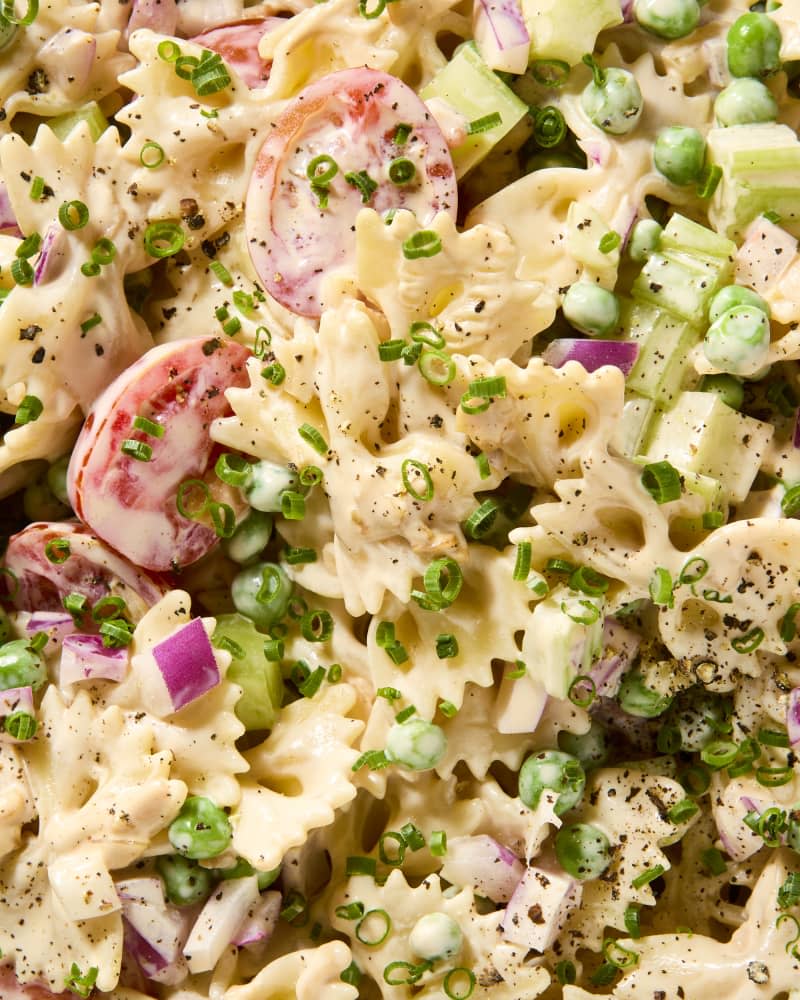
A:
[67,337,251,573]
[246,67,457,318]
[2,521,170,621]
[192,19,284,89]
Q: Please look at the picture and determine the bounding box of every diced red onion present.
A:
[590,617,640,698]
[620,0,634,21]
[231,890,281,949]
[542,338,639,375]
[34,227,68,286]
[709,778,763,861]
[118,877,190,987]
[578,136,612,168]
[0,686,34,720]
[440,835,525,902]
[38,29,96,94]
[152,617,220,712]
[183,875,260,974]
[61,634,129,685]
[473,0,531,75]
[127,0,178,36]
[0,181,20,235]
[788,687,800,746]
[25,610,75,643]
[500,865,581,952]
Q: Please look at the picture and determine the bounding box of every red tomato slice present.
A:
[67,337,250,572]
[245,66,457,318]
[192,18,284,89]
[3,521,170,621]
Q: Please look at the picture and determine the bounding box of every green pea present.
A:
[617,670,673,718]
[408,912,463,961]
[168,795,232,860]
[524,151,583,173]
[519,750,586,816]
[634,0,700,38]
[243,460,299,513]
[699,373,745,411]
[231,561,292,631]
[666,690,729,752]
[708,284,770,323]
[385,718,447,771]
[157,854,214,906]
[225,510,273,565]
[581,56,643,135]
[46,455,72,507]
[627,219,662,263]
[703,305,770,377]
[558,720,610,770]
[714,78,778,126]
[555,822,612,880]
[727,12,782,79]
[653,126,706,186]
[212,613,283,730]
[562,282,620,337]
[0,639,46,692]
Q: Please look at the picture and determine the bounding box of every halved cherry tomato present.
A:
[3,521,169,621]
[246,66,457,318]
[67,337,250,572]
[192,19,285,89]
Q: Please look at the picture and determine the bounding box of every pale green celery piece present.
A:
[706,123,800,239]
[47,101,108,141]
[419,42,528,178]
[523,586,604,699]
[622,299,702,405]
[658,212,738,261]
[212,613,283,730]
[520,0,622,66]
[642,390,773,502]
[631,252,732,323]
[610,392,656,459]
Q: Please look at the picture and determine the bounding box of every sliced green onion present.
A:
[340,961,361,987]
[667,798,699,824]
[756,764,794,787]
[513,542,532,581]
[438,699,458,717]
[657,725,681,754]
[561,598,601,625]
[345,169,378,204]
[386,641,409,665]
[378,831,406,866]
[641,461,681,503]
[475,452,490,479]
[44,537,70,564]
[624,904,641,939]
[603,938,639,970]
[567,674,596,708]
[261,361,286,385]
[700,847,727,876]
[402,459,434,501]
[132,415,164,439]
[80,260,100,278]
[335,901,365,921]
[14,394,42,425]
[436,632,458,659]
[419,348,455,385]
[298,665,325,698]
[79,313,102,335]
[530,59,570,87]
[430,829,447,856]
[780,602,800,642]
[697,163,722,199]
[263,638,284,661]
[467,375,507,399]
[506,660,526,679]
[91,596,126,621]
[570,565,609,596]
[460,392,491,415]
[679,763,710,796]
[140,141,165,168]
[328,663,342,682]
[598,231,621,254]
[176,478,210,519]
[345,856,377,877]
[298,422,328,455]
[120,439,152,462]
[388,157,416,185]
[300,609,333,643]
[29,178,45,202]
[589,962,618,986]
[467,112,502,134]
[443,968,475,1000]
[58,200,89,230]
[649,566,674,607]
[63,592,88,619]
[700,738,739,769]
[209,501,235,538]
[91,238,116,266]
[630,864,665,890]
[378,338,406,361]
[394,705,416,723]
[778,872,800,909]
[463,499,499,540]
[16,232,41,258]
[555,960,576,985]
[703,510,724,529]
[731,627,764,654]
[417,557,463,610]
[11,258,33,285]
[192,51,231,96]
[279,889,307,923]
[358,0,386,17]
[100,618,134,648]
[157,39,181,61]
[758,728,790,748]
[210,260,233,286]
[307,154,338,187]
[548,558,576,574]
[533,105,566,148]
[400,822,425,851]
[144,220,185,259]
[383,961,430,986]
[678,556,709,585]
[394,122,412,144]
[214,452,251,487]
[280,490,306,520]
[402,229,442,260]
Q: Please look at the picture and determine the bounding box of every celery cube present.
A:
[632,251,733,323]
[521,0,622,66]
[623,301,701,404]
[611,392,655,459]
[659,213,737,263]
[47,101,108,142]
[643,391,773,502]
[420,43,528,178]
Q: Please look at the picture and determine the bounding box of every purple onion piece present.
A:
[440,835,525,902]
[60,634,129,685]
[0,686,34,719]
[543,338,639,375]
[26,610,75,643]
[152,617,220,712]
[232,891,281,948]
[788,687,800,746]
[474,0,531,74]
[620,0,635,21]
[34,226,67,286]
[500,865,581,952]
[0,180,19,234]
[128,0,178,36]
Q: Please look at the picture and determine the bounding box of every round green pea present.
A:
[703,305,770,377]
[617,670,673,718]
[634,0,700,38]
[563,282,620,337]
[385,718,447,771]
[699,373,745,411]
[714,78,778,126]
[727,12,782,79]
[518,750,586,816]
[231,561,292,631]
[225,510,273,565]
[168,795,232,860]
[653,126,706,186]
[708,284,770,323]
[581,67,643,135]
[555,822,612,880]
[46,455,71,507]
[244,460,299,513]
[558,720,610,771]
[0,639,46,692]
[157,854,214,906]
[627,219,662,263]
[408,912,463,961]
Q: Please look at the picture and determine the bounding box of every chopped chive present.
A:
[261,361,286,385]
[394,705,416,723]
[641,461,681,503]
[344,169,378,204]
[298,423,328,454]
[80,313,102,335]
[378,338,406,361]
[132,415,164,438]
[14,394,43,425]
[435,633,458,659]
[438,699,458,717]
[467,112,502,134]
[345,856,377,877]
[402,229,442,260]
[429,830,447,856]
[210,260,233,285]
[630,864,665,890]
[598,231,621,253]
[29,176,45,200]
[120,439,153,462]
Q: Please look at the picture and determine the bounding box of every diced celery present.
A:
[47,101,108,142]
[631,251,732,323]
[420,43,528,178]
[521,586,604,699]
[642,391,773,502]
[610,392,655,459]
[658,213,737,263]
[521,0,622,66]
[622,300,701,404]
[707,123,800,239]
[566,201,619,288]
[667,469,728,548]
[212,613,283,730]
